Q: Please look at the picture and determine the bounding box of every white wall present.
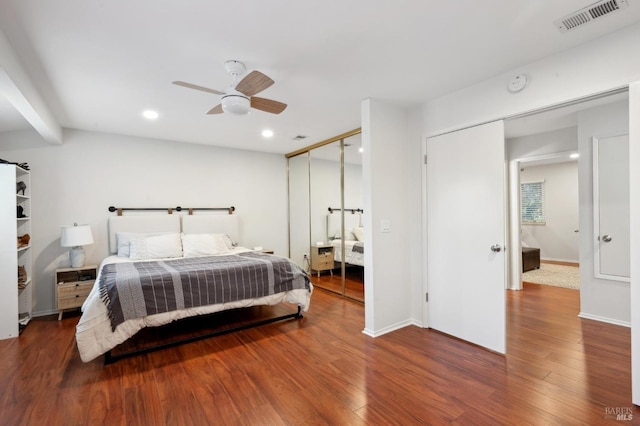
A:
[507,126,578,160]
[362,98,412,336]
[0,128,289,316]
[520,161,579,263]
[577,100,630,325]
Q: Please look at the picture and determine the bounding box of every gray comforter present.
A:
[99,252,310,331]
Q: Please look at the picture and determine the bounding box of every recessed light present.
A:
[143,110,159,120]
[570,153,580,159]
[262,129,274,138]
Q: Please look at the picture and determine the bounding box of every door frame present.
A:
[507,151,579,291]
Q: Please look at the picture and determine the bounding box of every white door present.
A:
[594,134,630,280]
[426,121,506,353]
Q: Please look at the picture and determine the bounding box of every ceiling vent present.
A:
[554,0,628,33]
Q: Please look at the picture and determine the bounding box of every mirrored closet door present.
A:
[287,129,364,302]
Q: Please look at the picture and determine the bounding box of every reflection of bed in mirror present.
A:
[327,209,364,267]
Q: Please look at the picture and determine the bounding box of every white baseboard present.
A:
[362,318,417,338]
[32,309,58,318]
[541,257,579,264]
[578,311,630,327]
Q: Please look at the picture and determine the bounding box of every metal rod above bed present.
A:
[327,207,363,214]
[108,206,236,216]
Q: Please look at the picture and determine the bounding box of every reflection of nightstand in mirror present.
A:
[311,244,334,277]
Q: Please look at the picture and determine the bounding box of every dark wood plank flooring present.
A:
[0,283,636,425]
[311,266,364,302]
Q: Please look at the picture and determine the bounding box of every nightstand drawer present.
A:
[57,281,94,298]
[57,281,93,310]
[315,258,333,268]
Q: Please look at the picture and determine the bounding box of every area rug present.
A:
[523,263,580,290]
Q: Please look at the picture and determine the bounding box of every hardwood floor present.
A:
[0,283,636,425]
[311,266,364,302]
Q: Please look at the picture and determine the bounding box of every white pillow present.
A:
[116,232,135,257]
[116,232,173,257]
[181,233,230,257]
[352,227,364,242]
[129,233,183,260]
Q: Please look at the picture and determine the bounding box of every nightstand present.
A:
[310,244,334,277]
[55,265,97,320]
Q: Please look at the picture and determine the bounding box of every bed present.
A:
[75,213,312,363]
[327,210,364,267]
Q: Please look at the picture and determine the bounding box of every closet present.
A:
[287,129,364,302]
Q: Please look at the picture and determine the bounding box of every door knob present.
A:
[601,235,612,242]
[490,244,502,253]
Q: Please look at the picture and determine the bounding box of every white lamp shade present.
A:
[61,224,94,247]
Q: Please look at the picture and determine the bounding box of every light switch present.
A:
[381,219,391,233]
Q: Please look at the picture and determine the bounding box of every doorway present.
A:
[514,152,580,291]
[505,91,629,295]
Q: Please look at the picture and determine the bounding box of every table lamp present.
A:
[61,223,94,268]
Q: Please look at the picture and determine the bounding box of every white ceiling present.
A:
[2,0,640,154]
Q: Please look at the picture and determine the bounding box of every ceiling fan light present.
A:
[221,95,250,115]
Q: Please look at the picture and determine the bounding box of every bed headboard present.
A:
[108,215,181,254]
[181,214,241,245]
[326,212,362,241]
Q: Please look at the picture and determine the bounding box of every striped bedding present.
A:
[100,252,310,331]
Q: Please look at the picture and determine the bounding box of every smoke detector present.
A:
[554,0,628,33]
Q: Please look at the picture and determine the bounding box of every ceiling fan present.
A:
[172,60,287,115]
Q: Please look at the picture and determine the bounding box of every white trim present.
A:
[421,138,429,328]
[362,319,415,338]
[32,309,57,317]
[540,257,579,264]
[508,161,522,290]
[578,312,630,328]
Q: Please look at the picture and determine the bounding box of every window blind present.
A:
[521,180,545,224]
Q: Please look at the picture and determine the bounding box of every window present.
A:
[521,180,545,224]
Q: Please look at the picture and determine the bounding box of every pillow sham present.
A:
[116,232,173,257]
[352,227,364,242]
[116,232,137,257]
[129,233,183,260]
[334,228,356,241]
[181,233,230,257]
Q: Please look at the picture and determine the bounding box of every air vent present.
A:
[554,0,628,33]
[292,135,308,141]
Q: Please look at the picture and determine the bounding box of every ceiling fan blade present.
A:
[235,71,274,96]
[250,97,287,114]
[207,104,224,114]
[172,81,225,96]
